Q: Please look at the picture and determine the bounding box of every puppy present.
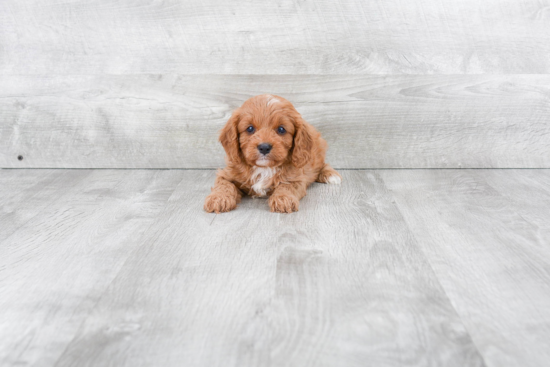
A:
[204,94,341,213]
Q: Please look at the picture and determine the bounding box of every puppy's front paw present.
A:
[204,193,238,213]
[269,194,299,213]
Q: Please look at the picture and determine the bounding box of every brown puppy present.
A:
[204,94,341,213]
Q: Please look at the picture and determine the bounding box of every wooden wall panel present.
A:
[1,75,549,168]
[1,0,549,75]
[2,0,549,168]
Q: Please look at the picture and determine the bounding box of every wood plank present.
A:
[48,171,484,367]
[480,170,550,241]
[0,170,59,207]
[1,0,549,74]
[1,75,549,169]
[0,170,185,366]
[0,170,93,241]
[380,169,550,367]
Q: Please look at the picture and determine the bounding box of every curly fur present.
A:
[204,94,341,213]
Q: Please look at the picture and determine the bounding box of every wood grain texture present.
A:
[380,169,550,367]
[2,74,549,169]
[0,170,484,367]
[0,170,92,241]
[1,0,549,74]
[0,169,185,367]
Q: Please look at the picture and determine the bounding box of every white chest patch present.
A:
[251,166,278,197]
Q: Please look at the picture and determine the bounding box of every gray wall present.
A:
[1,0,549,168]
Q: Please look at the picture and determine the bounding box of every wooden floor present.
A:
[1,169,549,367]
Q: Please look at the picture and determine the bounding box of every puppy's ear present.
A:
[292,116,314,168]
[219,110,243,164]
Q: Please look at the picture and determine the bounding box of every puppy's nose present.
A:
[258,143,272,155]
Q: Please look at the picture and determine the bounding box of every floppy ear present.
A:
[219,110,243,164]
[291,117,313,168]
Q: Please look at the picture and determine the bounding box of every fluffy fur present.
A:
[204,94,341,213]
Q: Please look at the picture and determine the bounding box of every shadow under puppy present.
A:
[204,94,342,213]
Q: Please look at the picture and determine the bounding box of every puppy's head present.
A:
[220,95,312,168]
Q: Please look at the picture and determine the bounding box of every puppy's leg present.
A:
[316,163,342,184]
[269,182,307,213]
[204,176,243,213]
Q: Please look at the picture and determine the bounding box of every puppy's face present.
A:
[220,95,311,168]
[237,101,295,168]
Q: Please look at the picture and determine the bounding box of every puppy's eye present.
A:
[277,126,286,134]
[246,126,255,133]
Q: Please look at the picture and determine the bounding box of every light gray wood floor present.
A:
[1,169,549,367]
